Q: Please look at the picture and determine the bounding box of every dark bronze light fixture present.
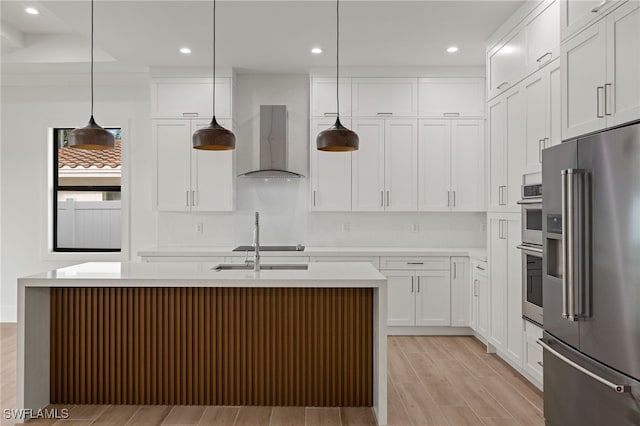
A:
[316,0,358,152]
[193,0,236,150]
[69,0,114,151]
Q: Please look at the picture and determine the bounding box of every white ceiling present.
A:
[1,0,524,73]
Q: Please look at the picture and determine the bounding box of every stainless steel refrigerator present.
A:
[541,120,640,425]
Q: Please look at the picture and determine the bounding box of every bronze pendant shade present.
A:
[316,118,359,152]
[316,0,358,152]
[193,0,236,150]
[69,0,114,150]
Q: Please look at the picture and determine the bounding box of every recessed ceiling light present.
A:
[25,7,39,15]
[311,47,323,55]
[447,46,459,53]
[179,47,192,54]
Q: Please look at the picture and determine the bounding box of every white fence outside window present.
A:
[57,199,121,249]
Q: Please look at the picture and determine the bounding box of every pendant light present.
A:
[316,0,358,152]
[193,0,236,150]
[69,0,114,150]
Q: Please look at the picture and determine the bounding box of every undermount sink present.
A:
[213,264,309,271]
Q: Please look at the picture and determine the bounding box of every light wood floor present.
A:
[0,323,543,425]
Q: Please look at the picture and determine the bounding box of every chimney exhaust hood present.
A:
[238,105,304,178]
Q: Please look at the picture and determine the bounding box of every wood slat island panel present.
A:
[50,287,373,407]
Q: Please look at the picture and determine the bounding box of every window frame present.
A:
[52,127,122,253]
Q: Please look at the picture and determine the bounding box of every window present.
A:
[53,128,122,252]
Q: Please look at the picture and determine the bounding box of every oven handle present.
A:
[517,198,543,205]
[516,244,543,255]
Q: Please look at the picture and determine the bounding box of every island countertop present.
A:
[19,261,387,288]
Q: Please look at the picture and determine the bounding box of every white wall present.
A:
[1,72,486,322]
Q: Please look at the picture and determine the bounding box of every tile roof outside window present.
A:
[58,139,121,169]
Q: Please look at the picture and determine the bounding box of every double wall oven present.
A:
[517,182,543,325]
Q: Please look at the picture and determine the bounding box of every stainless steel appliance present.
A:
[518,183,543,246]
[541,121,640,425]
[518,243,543,325]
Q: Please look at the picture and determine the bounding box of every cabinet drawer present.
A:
[380,256,450,270]
[525,319,544,337]
[525,332,544,378]
[310,256,380,269]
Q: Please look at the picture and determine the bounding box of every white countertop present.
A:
[139,246,488,261]
[19,261,386,288]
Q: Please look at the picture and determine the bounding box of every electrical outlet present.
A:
[341,223,350,232]
[195,223,204,233]
[411,224,420,233]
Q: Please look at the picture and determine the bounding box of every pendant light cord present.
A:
[336,0,339,118]
[212,0,216,118]
[90,0,94,118]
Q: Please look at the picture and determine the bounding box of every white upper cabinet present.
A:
[352,78,419,117]
[151,78,232,119]
[526,0,561,71]
[560,0,625,41]
[606,1,640,126]
[310,77,352,117]
[489,30,527,98]
[309,118,352,211]
[488,97,507,211]
[450,120,485,212]
[505,87,527,209]
[154,118,235,212]
[418,78,485,118]
[524,71,547,173]
[562,21,608,139]
[418,120,450,211]
[384,120,418,211]
[352,119,386,211]
[548,62,562,147]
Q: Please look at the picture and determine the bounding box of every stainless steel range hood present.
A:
[238,105,304,178]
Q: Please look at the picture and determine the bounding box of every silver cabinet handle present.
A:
[313,190,317,207]
[182,112,199,117]
[411,276,414,293]
[537,339,630,393]
[453,262,457,279]
[536,52,552,64]
[381,190,384,207]
[604,83,612,116]
[537,361,544,368]
[497,81,509,90]
[591,0,608,13]
[539,139,545,163]
[443,112,460,117]
[323,112,338,117]
[447,191,451,207]
[417,276,421,293]
[497,186,502,206]
[376,112,393,116]
[473,279,479,296]
[452,191,456,207]
[475,265,485,271]
[191,190,197,207]
[386,190,390,207]
[186,190,190,207]
[597,86,604,118]
[407,262,424,265]
[517,244,544,254]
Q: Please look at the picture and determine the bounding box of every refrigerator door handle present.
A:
[537,339,631,394]
[561,169,575,320]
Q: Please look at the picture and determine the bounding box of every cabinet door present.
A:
[488,217,507,350]
[311,77,352,117]
[547,60,563,147]
[384,120,418,211]
[310,118,352,211]
[489,30,527,99]
[418,78,485,118]
[562,21,607,139]
[606,1,640,126]
[476,265,490,339]
[191,119,235,212]
[352,119,385,211]
[506,87,526,208]
[488,97,507,211]
[505,218,523,364]
[451,257,470,327]
[154,120,191,211]
[415,270,451,326]
[524,71,547,173]
[383,270,416,326]
[352,78,418,117]
[151,78,231,118]
[560,0,621,41]
[417,120,450,211]
[451,120,485,211]
[526,0,560,70]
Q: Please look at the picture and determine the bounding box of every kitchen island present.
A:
[17,261,387,424]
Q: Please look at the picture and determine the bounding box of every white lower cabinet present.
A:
[470,260,489,339]
[451,257,470,327]
[415,270,452,326]
[384,270,416,326]
[487,213,522,366]
[523,320,544,387]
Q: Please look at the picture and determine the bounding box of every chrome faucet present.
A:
[253,212,260,271]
